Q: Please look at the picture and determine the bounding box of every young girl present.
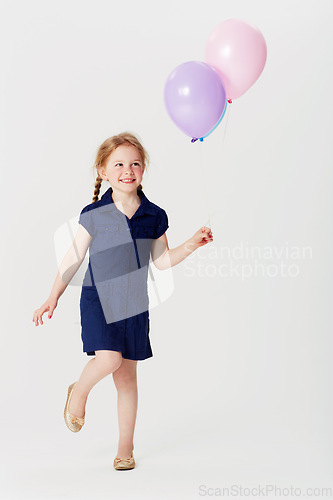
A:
[32,132,213,470]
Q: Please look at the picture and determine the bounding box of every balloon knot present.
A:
[199,138,204,142]
[191,138,198,143]
[227,99,233,104]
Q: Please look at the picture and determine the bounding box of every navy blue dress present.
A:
[78,187,169,361]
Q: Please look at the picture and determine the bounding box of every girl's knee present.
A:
[95,350,123,374]
[112,360,138,388]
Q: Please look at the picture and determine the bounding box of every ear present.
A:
[98,168,108,181]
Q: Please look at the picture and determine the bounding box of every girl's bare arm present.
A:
[50,225,92,298]
[151,226,213,271]
[33,225,92,325]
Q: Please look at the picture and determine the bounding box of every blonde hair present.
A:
[91,132,150,203]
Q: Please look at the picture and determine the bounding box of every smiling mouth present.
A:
[120,179,136,183]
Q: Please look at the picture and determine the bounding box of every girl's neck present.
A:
[110,186,141,208]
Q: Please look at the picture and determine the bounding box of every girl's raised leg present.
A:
[69,350,123,418]
[112,358,138,459]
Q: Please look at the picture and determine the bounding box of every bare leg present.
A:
[112,358,138,459]
[69,350,123,418]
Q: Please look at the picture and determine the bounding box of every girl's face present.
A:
[101,145,145,193]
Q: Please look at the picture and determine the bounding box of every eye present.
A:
[115,162,141,167]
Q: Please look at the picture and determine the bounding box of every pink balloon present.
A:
[205,18,267,100]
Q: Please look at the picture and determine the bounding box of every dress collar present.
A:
[99,187,156,216]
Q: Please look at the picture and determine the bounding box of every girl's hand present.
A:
[192,226,214,248]
[32,297,58,326]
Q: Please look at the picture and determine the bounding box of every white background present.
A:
[1,0,332,498]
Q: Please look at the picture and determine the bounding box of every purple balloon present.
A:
[164,61,226,139]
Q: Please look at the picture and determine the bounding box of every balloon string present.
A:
[198,138,212,230]
[222,99,232,143]
[200,101,232,230]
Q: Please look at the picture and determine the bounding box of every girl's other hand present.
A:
[32,297,58,326]
[192,226,214,248]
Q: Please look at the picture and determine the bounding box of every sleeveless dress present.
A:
[78,187,169,361]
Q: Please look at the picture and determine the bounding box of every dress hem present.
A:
[83,346,153,361]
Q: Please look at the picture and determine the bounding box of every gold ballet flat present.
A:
[113,452,135,470]
[64,381,85,433]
